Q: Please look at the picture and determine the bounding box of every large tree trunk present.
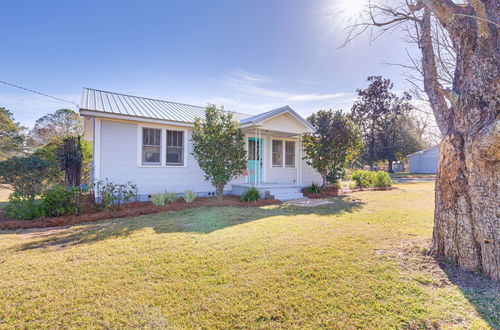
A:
[422,2,500,280]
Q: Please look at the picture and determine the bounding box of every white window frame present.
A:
[166,129,185,167]
[270,138,296,169]
[141,127,162,166]
[271,139,283,167]
[137,124,188,168]
[285,140,296,168]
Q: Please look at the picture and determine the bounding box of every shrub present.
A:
[92,179,137,208]
[350,170,392,188]
[0,156,51,200]
[307,182,322,194]
[373,171,392,188]
[40,185,82,216]
[151,192,167,207]
[184,190,197,203]
[331,181,342,190]
[165,192,178,203]
[240,187,261,202]
[350,170,374,188]
[3,192,43,220]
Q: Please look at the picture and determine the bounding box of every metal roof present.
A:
[240,105,315,131]
[407,145,440,157]
[79,88,250,123]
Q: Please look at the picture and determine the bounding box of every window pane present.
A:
[248,140,255,160]
[142,146,160,164]
[166,148,183,165]
[142,128,161,165]
[272,140,283,166]
[285,141,295,167]
[248,139,261,160]
[167,130,184,147]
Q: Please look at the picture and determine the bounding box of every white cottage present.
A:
[79,88,322,200]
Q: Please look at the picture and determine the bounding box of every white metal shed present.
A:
[407,145,439,174]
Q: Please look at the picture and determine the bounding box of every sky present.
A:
[0,0,417,128]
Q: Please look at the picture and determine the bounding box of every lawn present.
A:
[0,182,497,328]
[0,186,10,209]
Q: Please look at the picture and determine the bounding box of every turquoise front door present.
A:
[247,137,263,184]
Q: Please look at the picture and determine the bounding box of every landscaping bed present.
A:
[0,196,280,230]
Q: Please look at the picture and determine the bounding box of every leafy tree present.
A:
[192,105,246,199]
[29,109,83,147]
[351,76,423,171]
[377,104,425,172]
[0,156,51,200]
[302,110,362,187]
[0,107,25,160]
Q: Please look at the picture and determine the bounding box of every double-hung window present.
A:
[272,139,295,168]
[272,140,283,167]
[166,130,184,166]
[142,128,161,165]
[285,141,295,167]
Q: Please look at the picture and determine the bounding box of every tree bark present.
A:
[423,2,500,281]
[387,160,393,172]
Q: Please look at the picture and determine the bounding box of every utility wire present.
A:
[0,79,79,107]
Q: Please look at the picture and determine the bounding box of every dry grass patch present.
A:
[0,182,497,328]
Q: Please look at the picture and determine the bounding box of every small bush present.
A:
[165,192,178,203]
[307,182,322,194]
[331,181,342,190]
[350,170,392,188]
[3,192,43,220]
[350,170,374,188]
[184,190,197,203]
[92,179,137,208]
[373,171,392,188]
[240,187,261,202]
[41,185,81,217]
[151,192,167,207]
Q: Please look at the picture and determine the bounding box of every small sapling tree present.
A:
[192,105,246,199]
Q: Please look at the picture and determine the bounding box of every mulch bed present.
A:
[0,196,280,231]
[302,186,397,199]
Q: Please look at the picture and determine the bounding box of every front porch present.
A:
[232,182,304,201]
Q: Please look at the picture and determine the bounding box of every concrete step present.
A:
[272,192,304,201]
[266,186,302,194]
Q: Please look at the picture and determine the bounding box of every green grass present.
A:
[0,182,497,328]
[389,172,436,179]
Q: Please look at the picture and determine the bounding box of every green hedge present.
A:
[350,170,392,189]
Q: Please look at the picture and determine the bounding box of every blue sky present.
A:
[0,0,415,128]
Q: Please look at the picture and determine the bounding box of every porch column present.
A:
[298,135,302,187]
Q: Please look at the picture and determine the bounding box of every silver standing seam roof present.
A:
[79,88,250,123]
[79,88,313,131]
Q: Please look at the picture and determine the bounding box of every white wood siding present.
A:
[97,119,321,197]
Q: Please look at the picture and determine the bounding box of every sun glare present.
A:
[339,0,368,16]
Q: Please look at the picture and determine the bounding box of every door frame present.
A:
[247,136,264,184]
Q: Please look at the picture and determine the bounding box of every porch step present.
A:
[271,192,304,201]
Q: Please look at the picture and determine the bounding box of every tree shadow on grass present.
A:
[437,258,500,328]
[13,196,364,251]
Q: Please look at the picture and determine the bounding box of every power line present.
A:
[0,80,79,107]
